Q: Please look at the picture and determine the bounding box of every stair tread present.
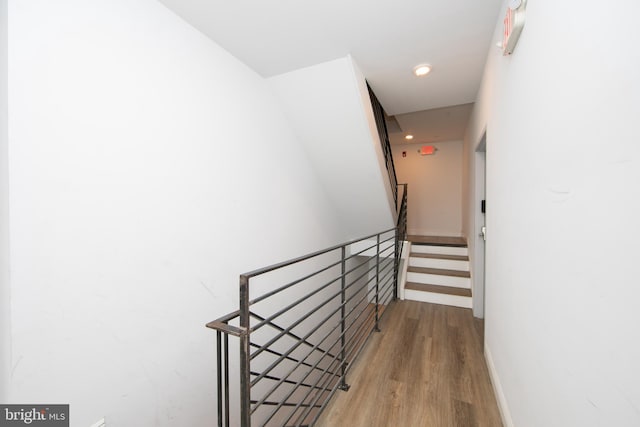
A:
[405,282,472,297]
[408,235,467,248]
[411,242,468,248]
[407,266,471,278]
[410,253,469,261]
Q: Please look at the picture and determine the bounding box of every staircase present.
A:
[404,236,471,308]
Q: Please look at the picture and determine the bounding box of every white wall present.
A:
[392,141,463,236]
[7,1,352,425]
[268,57,395,239]
[465,1,640,426]
[0,0,10,404]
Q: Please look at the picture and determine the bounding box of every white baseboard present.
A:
[484,344,514,427]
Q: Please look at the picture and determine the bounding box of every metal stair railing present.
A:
[207,192,407,426]
[367,82,398,206]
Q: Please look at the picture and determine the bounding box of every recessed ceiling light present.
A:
[413,64,432,77]
[405,135,414,140]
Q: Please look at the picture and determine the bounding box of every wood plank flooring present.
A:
[315,300,502,427]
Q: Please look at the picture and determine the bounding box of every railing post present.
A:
[224,332,230,427]
[239,275,251,427]
[375,234,381,332]
[339,246,350,391]
[394,228,399,301]
[216,331,223,427]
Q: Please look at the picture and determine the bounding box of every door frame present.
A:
[472,132,487,318]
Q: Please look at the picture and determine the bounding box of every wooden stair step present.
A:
[410,253,469,261]
[411,242,468,248]
[407,266,471,278]
[408,235,467,247]
[405,282,472,297]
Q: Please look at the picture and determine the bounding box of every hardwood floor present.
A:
[316,300,502,427]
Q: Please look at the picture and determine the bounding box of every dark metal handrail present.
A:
[394,184,408,300]
[367,82,398,205]
[207,190,408,426]
[396,183,408,242]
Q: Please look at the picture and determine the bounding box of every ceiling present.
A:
[158,0,504,116]
[387,103,474,145]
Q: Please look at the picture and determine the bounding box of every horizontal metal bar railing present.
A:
[250,269,385,388]
[248,231,396,307]
[289,277,397,427]
[367,82,398,206]
[258,268,396,424]
[249,313,339,361]
[255,372,329,391]
[251,239,396,336]
[249,241,396,358]
[249,342,336,379]
[242,227,397,279]
[253,266,396,418]
[207,210,407,426]
[276,296,390,422]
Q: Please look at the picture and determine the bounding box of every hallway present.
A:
[316,301,502,427]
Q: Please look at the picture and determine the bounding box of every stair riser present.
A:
[403,290,472,308]
[411,245,468,256]
[409,257,469,271]
[406,272,470,289]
